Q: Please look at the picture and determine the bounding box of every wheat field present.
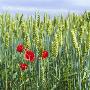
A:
[0,12,90,90]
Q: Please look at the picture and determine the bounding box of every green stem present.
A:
[5,50,7,90]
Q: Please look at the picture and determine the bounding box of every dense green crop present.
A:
[0,12,90,90]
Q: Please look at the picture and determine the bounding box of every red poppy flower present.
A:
[24,50,35,62]
[42,50,48,59]
[19,63,28,71]
[16,43,24,53]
